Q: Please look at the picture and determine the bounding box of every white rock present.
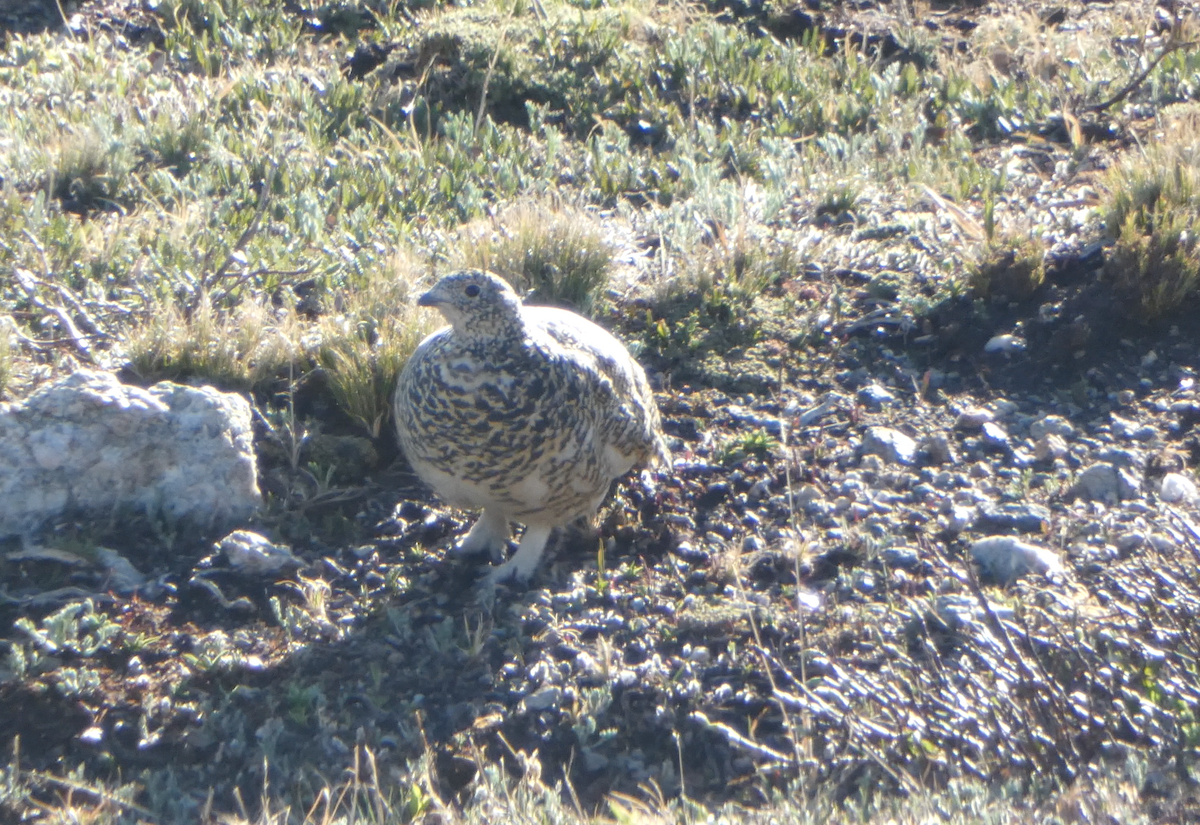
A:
[1030,415,1075,440]
[984,335,1026,354]
[1073,463,1141,503]
[1160,473,1198,504]
[942,506,974,535]
[0,370,259,536]
[970,536,1063,583]
[217,531,301,576]
[861,426,918,465]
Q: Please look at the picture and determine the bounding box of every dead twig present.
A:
[1085,36,1199,114]
[12,268,95,363]
[199,161,277,298]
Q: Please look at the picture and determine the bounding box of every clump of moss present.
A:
[969,237,1046,302]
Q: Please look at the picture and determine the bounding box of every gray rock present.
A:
[1111,414,1157,441]
[881,545,921,570]
[976,502,1050,533]
[862,426,918,465]
[981,422,1010,450]
[725,405,783,436]
[1030,415,1075,440]
[0,370,259,536]
[857,384,895,409]
[217,531,302,576]
[1073,463,1141,503]
[954,408,994,430]
[970,536,1063,582]
[1159,473,1198,504]
[1114,532,1146,555]
[524,685,562,711]
[925,433,955,465]
[1034,433,1069,462]
[94,547,147,592]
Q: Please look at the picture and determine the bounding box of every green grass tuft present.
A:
[456,203,614,315]
[1103,142,1200,320]
[317,257,441,439]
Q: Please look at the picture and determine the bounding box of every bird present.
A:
[393,269,670,585]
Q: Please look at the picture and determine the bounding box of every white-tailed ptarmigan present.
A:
[394,269,670,585]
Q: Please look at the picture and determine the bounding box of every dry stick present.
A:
[11,268,94,362]
[474,11,516,137]
[19,228,108,341]
[200,162,277,297]
[1085,37,1199,114]
[21,768,158,820]
[953,547,1079,778]
[209,265,313,307]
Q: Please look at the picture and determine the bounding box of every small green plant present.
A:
[716,428,777,465]
[815,184,859,219]
[456,203,613,316]
[271,576,339,640]
[570,685,617,750]
[53,666,103,699]
[49,127,136,215]
[10,600,119,671]
[595,537,609,597]
[969,236,1046,302]
[182,630,243,673]
[458,613,492,659]
[280,681,323,726]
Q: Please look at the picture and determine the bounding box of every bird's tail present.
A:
[652,432,673,471]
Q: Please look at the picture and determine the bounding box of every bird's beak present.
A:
[417,290,440,307]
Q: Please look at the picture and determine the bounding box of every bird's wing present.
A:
[525,307,667,470]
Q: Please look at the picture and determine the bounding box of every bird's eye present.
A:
[464,284,481,298]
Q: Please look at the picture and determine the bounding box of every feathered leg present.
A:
[456,508,510,563]
[487,524,554,584]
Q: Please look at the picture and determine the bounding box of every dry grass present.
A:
[455,203,615,316]
[316,254,440,439]
[1102,138,1200,320]
[123,296,303,390]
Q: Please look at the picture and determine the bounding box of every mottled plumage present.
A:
[394,270,670,584]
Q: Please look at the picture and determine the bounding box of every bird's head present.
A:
[418,269,524,337]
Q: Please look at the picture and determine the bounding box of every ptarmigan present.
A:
[394,269,670,584]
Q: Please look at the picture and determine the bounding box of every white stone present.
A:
[984,335,1026,354]
[0,370,259,536]
[1030,415,1075,440]
[217,530,300,576]
[861,426,918,465]
[970,536,1063,583]
[1160,473,1198,504]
